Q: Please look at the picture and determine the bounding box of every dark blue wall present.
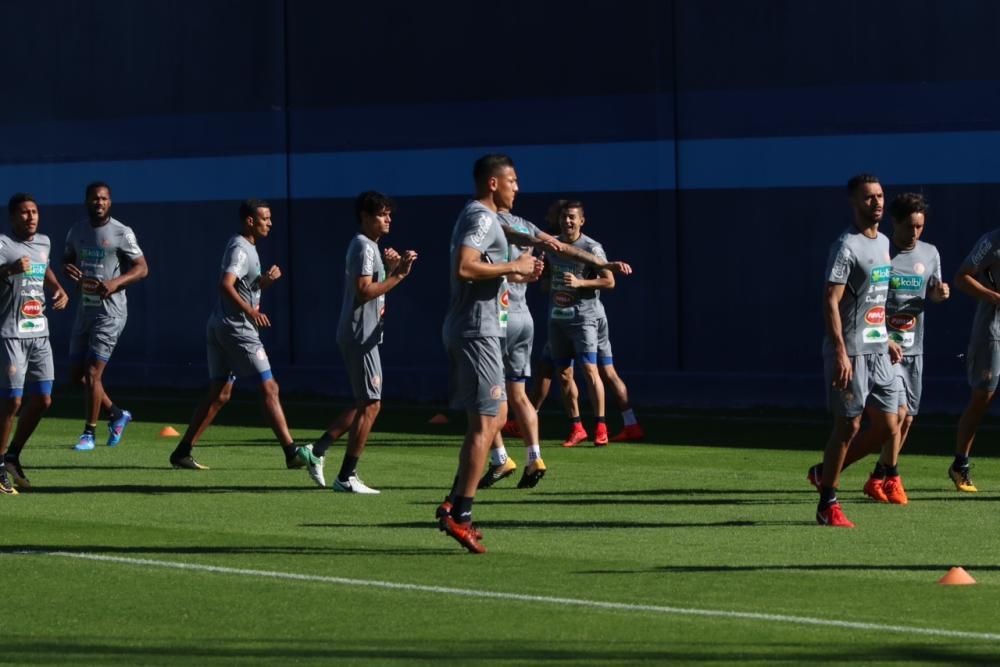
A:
[1,0,998,409]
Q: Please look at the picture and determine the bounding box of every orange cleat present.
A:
[438,515,486,554]
[561,425,589,448]
[435,501,482,539]
[882,475,909,505]
[609,424,645,442]
[593,423,609,446]
[816,502,855,527]
[863,476,889,503]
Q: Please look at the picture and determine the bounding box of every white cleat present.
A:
[333,474,380,495]
[306,449,326,488]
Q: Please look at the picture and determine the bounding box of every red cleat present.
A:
[593,423,609,446]
[816,502,855,528]
[561,425,589,448]
[435,501,482,539]
[806,464,823,489]
[500,419,522,438]
[863,476,889,503]
[882,475,909,505]
[610,424,645,442]
[438,515,486,554]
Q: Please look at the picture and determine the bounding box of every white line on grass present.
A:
[12,550,1000,643]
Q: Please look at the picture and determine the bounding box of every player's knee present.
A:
[260,378,280,400]
[365,400,381,417]
[3,396,21,415]
[35,394,52,411]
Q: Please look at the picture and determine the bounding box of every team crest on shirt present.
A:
[255,348,268,361]
[913,262,925,275]
[7,365,16,376]
[490,384,504,400]
[371,375,381,389]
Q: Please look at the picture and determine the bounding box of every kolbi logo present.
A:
[870,266,891,283]
[890,275,923,291]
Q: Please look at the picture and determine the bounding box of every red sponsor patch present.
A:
[553,292,575,307]
[500,290,509,308]
[864,306,885,325]
[20,299,42,317]
[889,313,916,331]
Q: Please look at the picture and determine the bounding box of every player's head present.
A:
[560,200,586,240]
[846,173,883,226]
[355,191,394,238]
[889,192,928,249]
[545,199,567,234]
[8,192,39,239]
[473,154,517,210]
[239,198,272,239]
[85,181,112,222]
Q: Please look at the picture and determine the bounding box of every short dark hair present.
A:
[846,174,879,195]
[239,199,270,222]
[8,192,36,216]
[355,191,394,223]
[563,200,585,216]
[85,181,111,199]
[889,192,928,221]
[473,154,514,186]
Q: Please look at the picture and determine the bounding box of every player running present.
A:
[0,194,69,494]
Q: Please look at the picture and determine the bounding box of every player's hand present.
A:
[252,310,272,328]
[539,237,562,254]
[51,288,69,310]
[888,340,904,364]
[930,280,950,302]
[394,250,418,278]
[606,261,633,276]
[94,279,118,298]
[260,265,282,289]
[563,272,582,288]
[63,263,83,282]
[833,351,852,390]
[383,248,402,274]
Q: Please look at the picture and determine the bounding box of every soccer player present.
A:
[168,199,302,470]
[298,191,417,493]
[437,154,543,553]
[807,192,949,500]
[815,174,901,527]
[546,201,630,447]
[949,215,1000,492]
[0,194,69,494]
[63,182,148,451]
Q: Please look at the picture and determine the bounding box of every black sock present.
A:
[338,455,359,482]
[953,455,970,471]
[108,404,123,421]
[450,496,474,523]
[596,416,606,424]
[871,461,886,478]
[283,444,299,463]
[819,485,838,508]
[7,441,23,459]
[83,423,96,436]
[312,432,336,458]
[883,464,898,477]
[570,416,582,427]
[172,441,193,459]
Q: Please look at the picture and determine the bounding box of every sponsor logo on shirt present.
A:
[20,300,42,317]
[889,331,915,348]
[864,294,886,304]
[471,215,492,247]
[863,326,887,343]
[890,275,923,291]
[864,306,886,325]
[18,319,45,333]
[971,238,993,265]
[870,266,891,283]
[553,292,575,307]
[889,313,917,331]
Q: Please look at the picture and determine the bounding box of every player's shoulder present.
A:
[579,233,603,249]
[914,239,939,256]
[0,233,12,253]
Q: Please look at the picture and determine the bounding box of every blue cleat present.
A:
[107,410,133,447]
[74,433,95,451]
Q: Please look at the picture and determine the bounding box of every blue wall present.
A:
[2,0,999,409]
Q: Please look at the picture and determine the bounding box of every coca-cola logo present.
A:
[20,300,42,317]
[864,306,885,325]
[500,290,509,307]
[889,313,916,331]
[553,292,575,307]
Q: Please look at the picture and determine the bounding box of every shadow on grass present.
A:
[3,544,453,557]
[303,519,759,530]
[29,485,313,495]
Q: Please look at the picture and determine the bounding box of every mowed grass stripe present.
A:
[13,550,1000,643]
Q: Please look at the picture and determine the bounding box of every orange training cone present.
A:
[428,413,449,425]
[159,426,180,437]
[938,567,977,585]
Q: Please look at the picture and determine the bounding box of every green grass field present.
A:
[4,395,1000,665]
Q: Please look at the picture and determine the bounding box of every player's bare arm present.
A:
[219,272,270,328]
[44,267,69,310]
[1,256,31,277]
[354,252,418,304]
[456,245,541,281]
[955,266,1000,306]
[563,268,614,290]
[503,224,632,275]
[97,254,149,298]
[928,279,950,302]
[823,282,852,388]
[259,265,282,290]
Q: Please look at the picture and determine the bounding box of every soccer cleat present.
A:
[435,501,482,539]
[561,425,589,448]
[517,459,547,489]
[882,475,909,505]
[170,454,208,470]
[73,433,95,452]
[593,423,609,446]
[478,458,517,489]
[6,459,30,491]
[816,502,854,527]
[0,468,18,496]
[609,424,645,442]
[863,476,889,503]
[949,466,978,493]
[106,410,133,447]
[333,475,380,494]
[298,445,326,488]
[500,419,522,438]
[806,463,823,489]
[438,515,486,554]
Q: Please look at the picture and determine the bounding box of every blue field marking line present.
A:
[11,550,1000,642]
[5,130,1000,205]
